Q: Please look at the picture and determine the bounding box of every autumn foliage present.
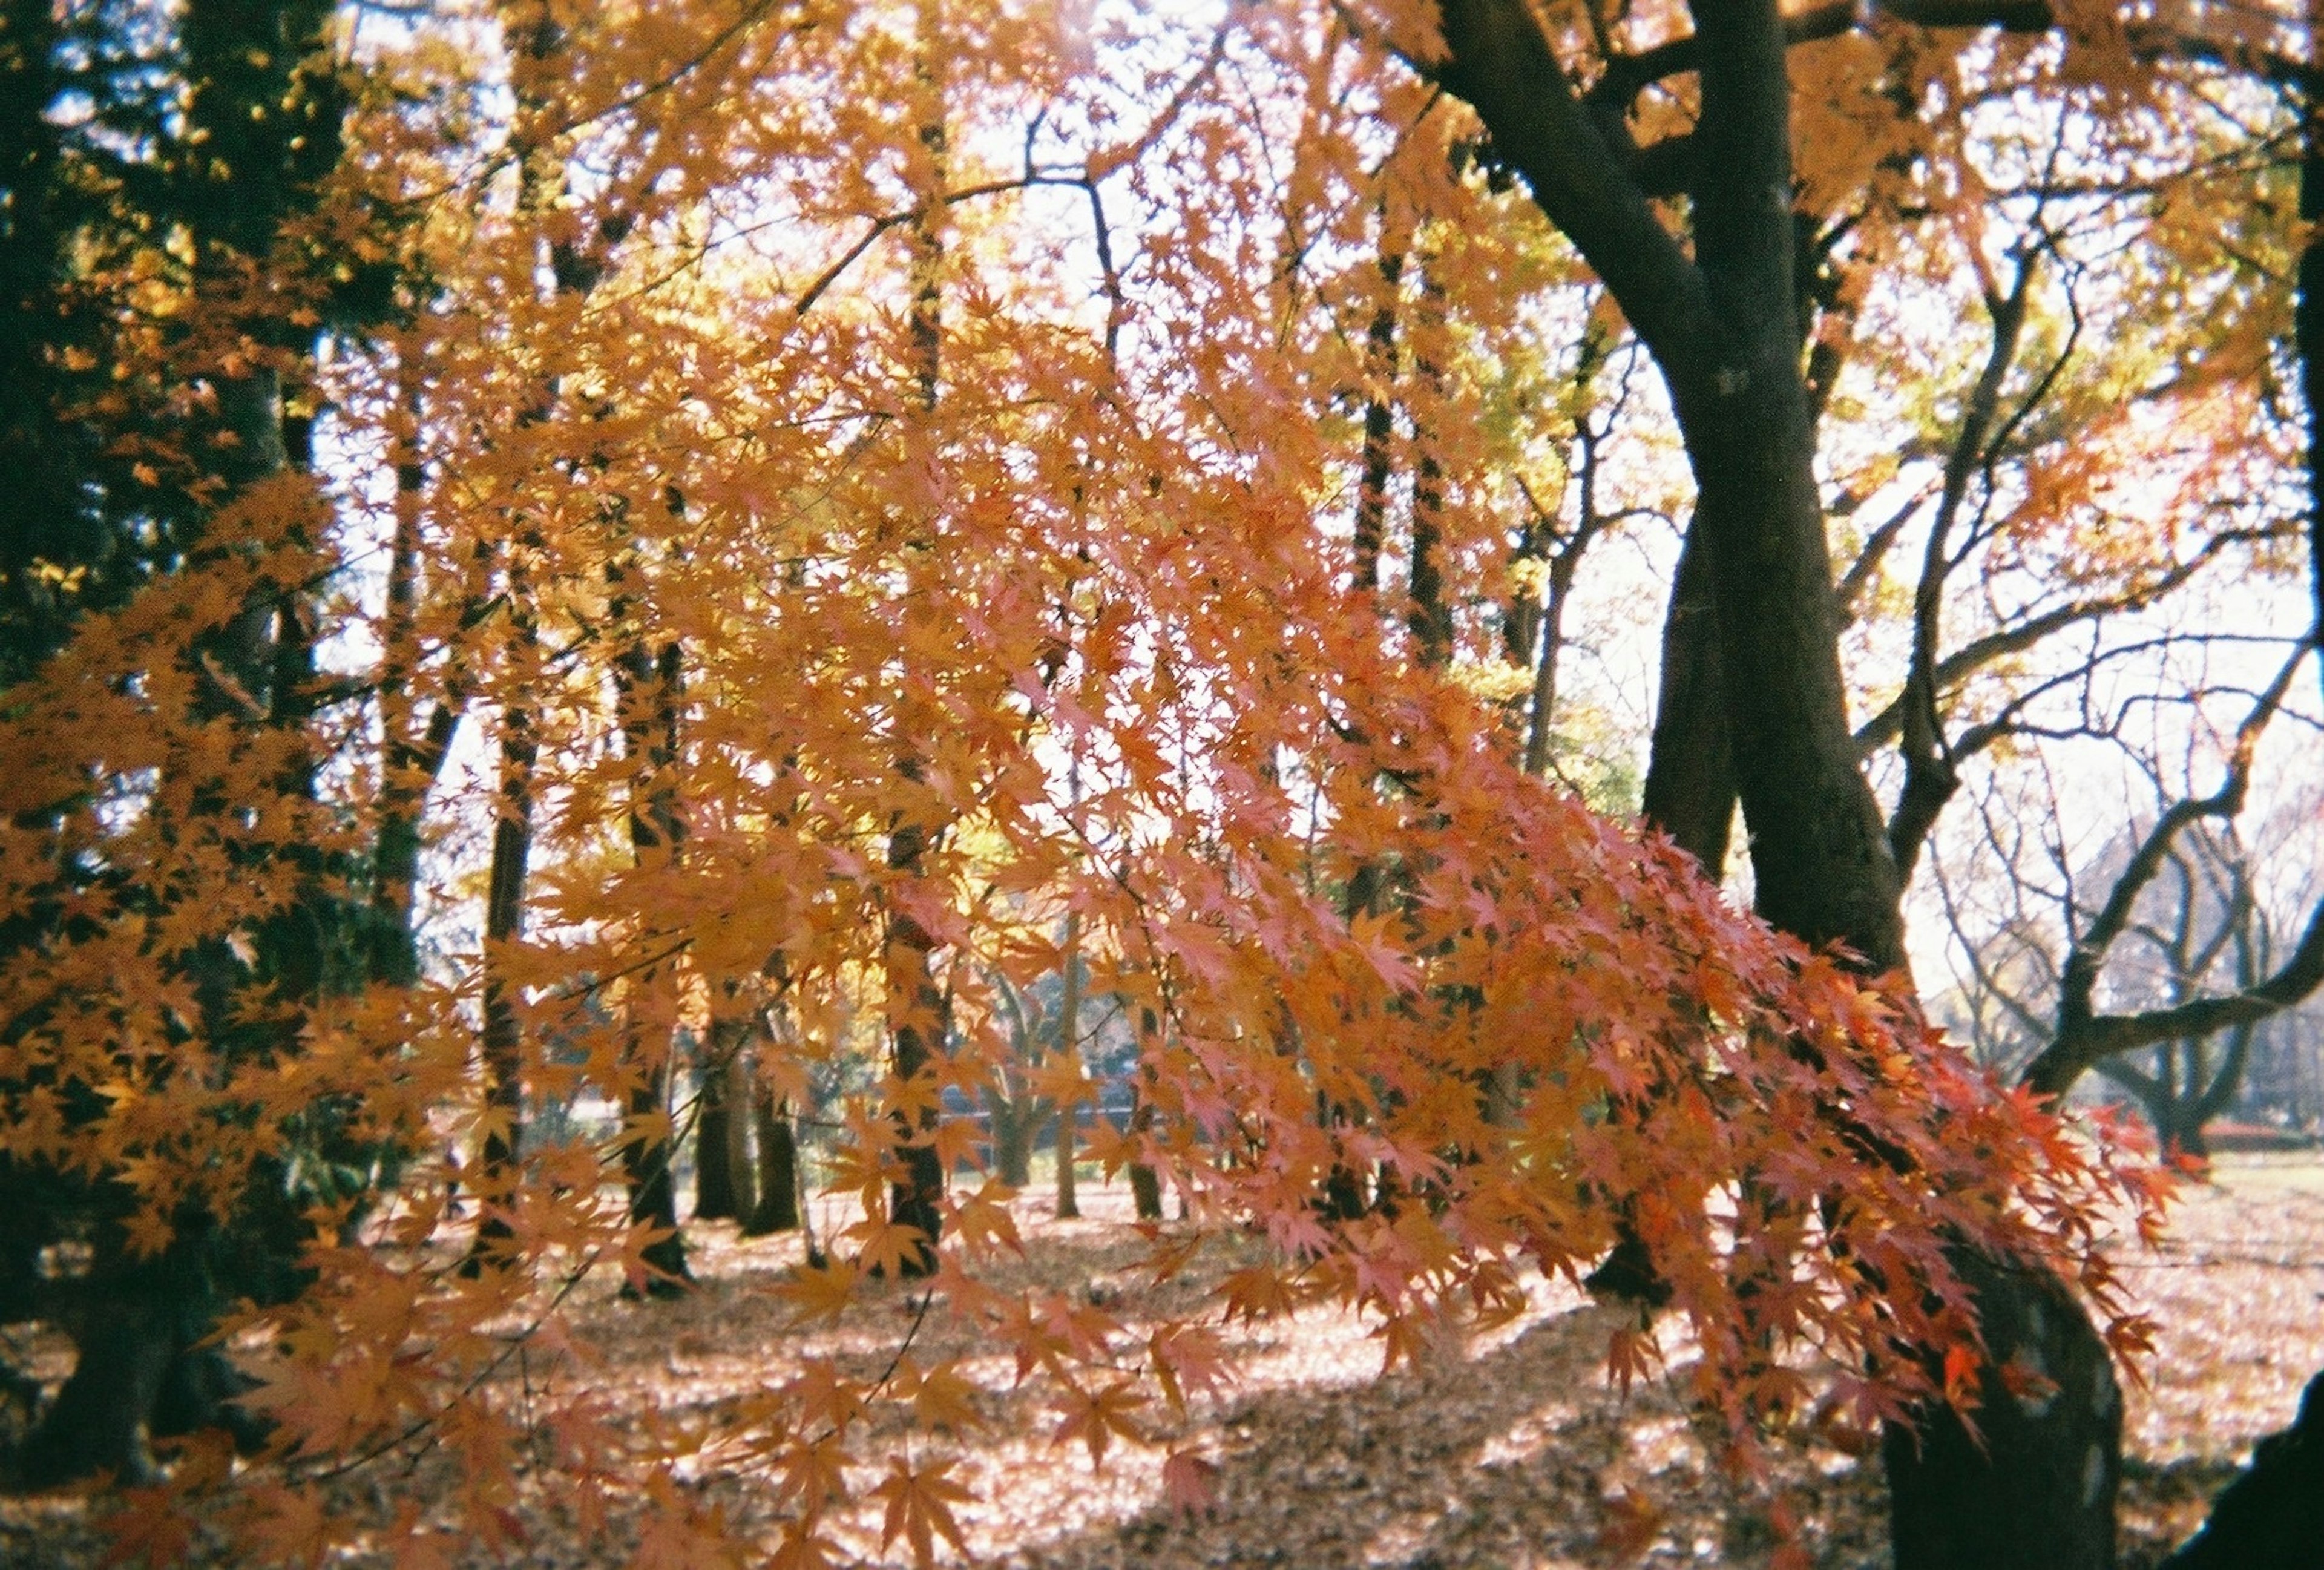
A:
[0,0,2234,1563]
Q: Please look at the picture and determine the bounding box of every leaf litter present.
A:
[2,1155,2320,1568]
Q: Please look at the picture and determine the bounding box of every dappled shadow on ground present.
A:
[4,1160,2323,1567]
[994,1301,1886,1570]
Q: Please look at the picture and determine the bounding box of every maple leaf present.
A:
[769,1523,847,1570]
[853,1218,935,1282]
[872,1456,974,1570]
[1942,1342,1985,1414]
[1161,1448,1221,1516]
[1606,1325,1663,1396]
[898,1356,984,1434]
[948,1182,1025,1259]
[388,1523,462,1570]
[1150,1322,1233,1413]
[631,1493,744,1570]
[925,1112,988,1175]
[99,1488,195,1569]
[232,1482,333,1568]
[1052,1376,1148,1465]
[772,1436,852,1516]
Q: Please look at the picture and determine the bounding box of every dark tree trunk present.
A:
[1127,1156,1164,1223]
[876,6,950,1279]
[19,1241,269,1490]
[882,814,948,1277]
[1124,1101,1164,1221]
[19,1295,172,1489]
[694,1048,742,1222]
[744,1082,800,1236]
[1637,517,1736,875]
[1884,1247,2121,1570]
[1054,912,1085,1219]
[620,1054,691,1297]
[1126,1015,1166,1222]
[614,639,692,1297]
[1054,1102,1080,1220]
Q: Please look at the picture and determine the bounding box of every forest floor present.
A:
[4,1152,2322,1568]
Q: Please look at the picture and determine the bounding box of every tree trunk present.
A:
[1885,1247,2121,1570]
[990,1095,1036,1189]
[1428,4,2117,1563]
[1054,1101,1080,1220]
[873,0,951,1279]
[19,1237,269,1490]
[1126,1097,1164,1222]
[722,1053,756,1223]
[744,1082,801,1237]
[1054,910,1084,1219]
[620,1056,690,1296]
[1636,517,1736,875]
[19,1292,171,1489]
[694,1041,743,1223]
[615,639,692,1296]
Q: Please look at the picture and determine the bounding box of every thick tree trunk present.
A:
[19,1239,269,1490]
[1637,516,1736,874]
[1883,1247,2121,1570]
[20,1293,171,1489]
[1429,4,2117,1562]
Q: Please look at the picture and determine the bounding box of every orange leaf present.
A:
[1162,1448,1220,1516]
[872,1456,974,1569]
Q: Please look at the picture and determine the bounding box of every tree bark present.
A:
[615,636,692,1296]
[694,1028,747,1223]
[990,1094,1036,1189]
[1883,1247,2121,1570]
[744,1082,801,1237]
[1054,911,1085,1219]
[1636,518,1736,873]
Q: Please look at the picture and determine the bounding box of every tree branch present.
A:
[1429,0,1718,392]
[2021,639,2318,1094]
[1586,0,2310,116]
[2058,898,2324,1067]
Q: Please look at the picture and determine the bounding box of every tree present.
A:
[0,0,413,1486]
[0,2,2210,1563]
[1938,774,2324,1160]
[1416,0,2164,1560]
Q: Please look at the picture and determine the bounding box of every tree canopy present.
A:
[3,0,2317,1564]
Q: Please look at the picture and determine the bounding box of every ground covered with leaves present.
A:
[4,1154,2320,1569]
